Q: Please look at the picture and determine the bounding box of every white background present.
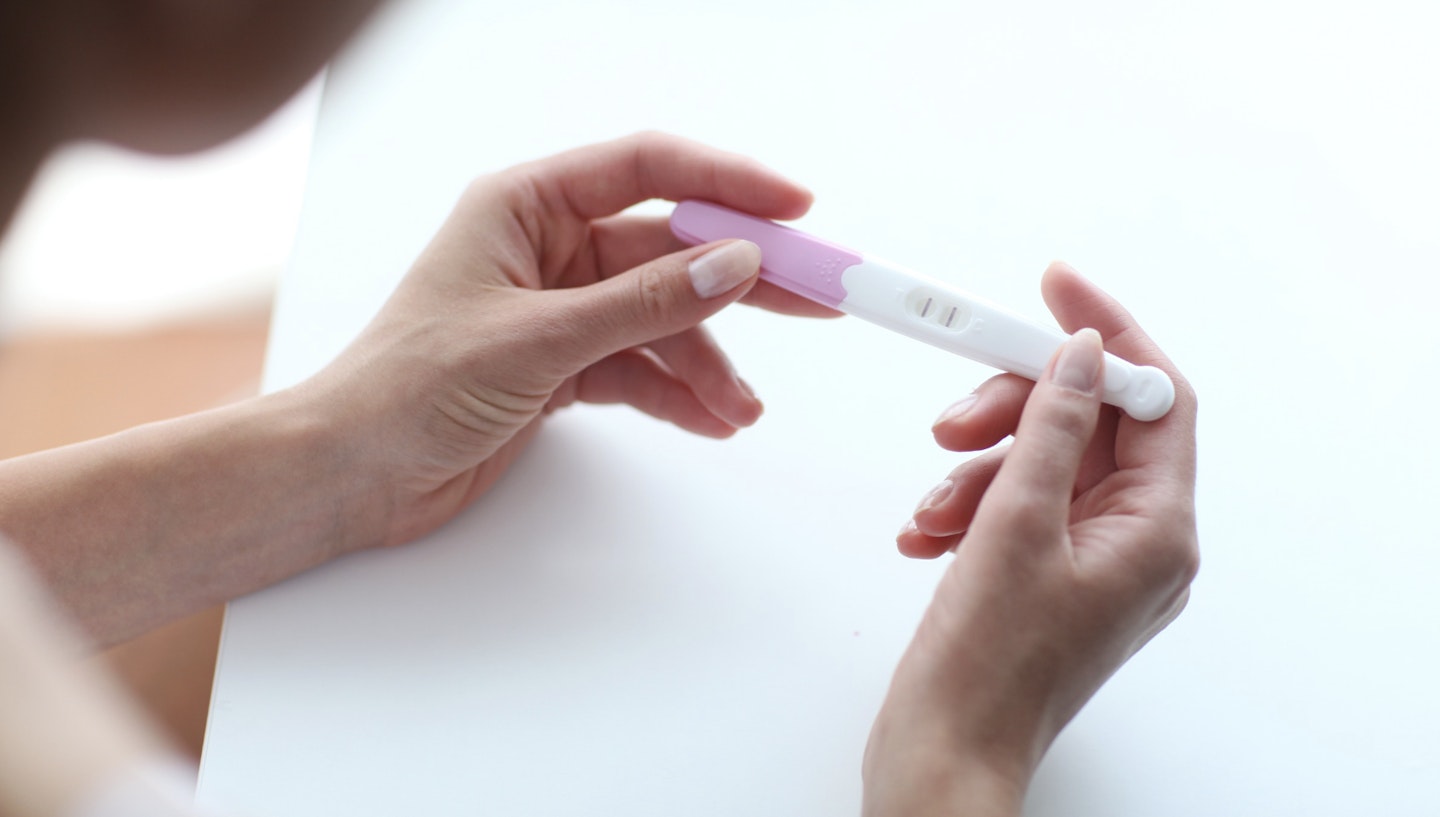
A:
[0,83,319,335]
[199,1,1440,814]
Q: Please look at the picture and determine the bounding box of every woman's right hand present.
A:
[864,263,1199,816]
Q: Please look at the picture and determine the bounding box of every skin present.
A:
[0,1,1199,815]
[1,4,832,646]
[0,132,822,646]
[0,545,171,817]
[870,263,1199,815]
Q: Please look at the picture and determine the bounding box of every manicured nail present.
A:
[689,240,760,299]
[933,394,978,426]
[1053,328,1103,394]
[897,518,919,539]
[915,479,953,514]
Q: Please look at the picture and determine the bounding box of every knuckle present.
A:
[985,492,1058,543]
[463,170,503,202]
[1137,518,1201,588]
[627,128,673,147]
[632,263,674,323]
[484,168,537,209]
[461,170,541,230]
[1035,390,1099,444]
[621,130,675,174]
[1173,533,1201,586]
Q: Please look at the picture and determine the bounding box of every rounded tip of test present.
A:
[1122,367,1176,422]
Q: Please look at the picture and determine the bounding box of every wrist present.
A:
[863,696,1029,817]
[256,384,394,557]
[862,763,1024,817]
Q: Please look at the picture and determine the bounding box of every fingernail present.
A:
[933,394,978,426]
[897,518,918,539]
[1053,328,1103,394]
[914,479,953,514]
[689,240,760,299]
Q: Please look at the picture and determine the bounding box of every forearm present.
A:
[862,760,1023,817]
[864,683,1029,817]
[0,387,386,646]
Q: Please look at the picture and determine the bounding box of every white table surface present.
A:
[198,1,1440,814]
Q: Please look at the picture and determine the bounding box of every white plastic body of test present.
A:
[839,258,1175,422]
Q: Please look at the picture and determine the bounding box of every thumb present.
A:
[979,328,1106,541]
[543,239,761,370]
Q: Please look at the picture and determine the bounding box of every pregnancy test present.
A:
[670,200,1174,421]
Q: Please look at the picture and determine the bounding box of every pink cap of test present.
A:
[670,200,862,308]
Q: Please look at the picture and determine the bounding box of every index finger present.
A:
[511,131,814,222]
